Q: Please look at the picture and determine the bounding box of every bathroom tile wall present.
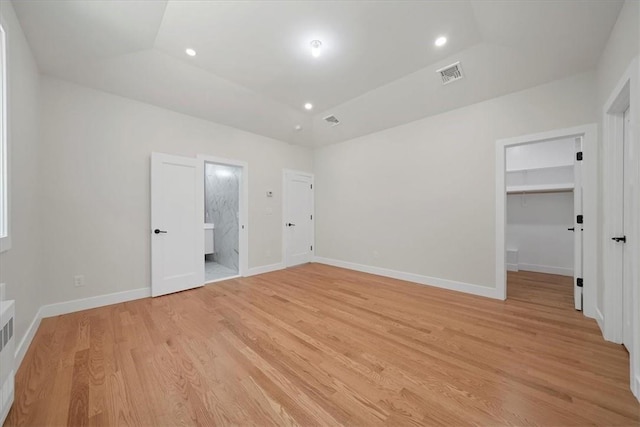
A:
[205,163,240,271]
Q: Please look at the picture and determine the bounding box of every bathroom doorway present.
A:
[197,155,248,283]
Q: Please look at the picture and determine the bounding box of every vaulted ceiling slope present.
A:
[13,0,624,147]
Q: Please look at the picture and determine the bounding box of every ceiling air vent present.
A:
[323,114,340,127]
[436,61,463,85]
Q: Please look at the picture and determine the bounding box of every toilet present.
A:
[204,223,215,255]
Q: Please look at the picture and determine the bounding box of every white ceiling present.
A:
[13,0,624,146]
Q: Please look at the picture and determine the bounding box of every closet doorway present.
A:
[495,124,597,317]
[505,137,581,310]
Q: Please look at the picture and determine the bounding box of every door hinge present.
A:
[577,278,583,288]
[310,245,313,251]
[310,184,313,190]
[576,151,583,161]
[577,215,583,224]
[310,214,313,220]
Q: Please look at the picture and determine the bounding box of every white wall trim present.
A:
[14,287,151,370]
[506,263,519,272]
[601,56,640,403]
[247,262,285,277]
[602,58,638,343]
[14,307,42,368]
[15,260,285,368]
[517,264,573,277]
[596,307,605,337]
[313,257,501,299]
[40,288,151,318]
[495,123,598,313]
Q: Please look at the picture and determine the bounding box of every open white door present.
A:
[573,137,583,310]
[284,170,314,267]
[151,153,204,297]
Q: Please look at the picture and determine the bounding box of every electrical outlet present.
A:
[74,275,85,287]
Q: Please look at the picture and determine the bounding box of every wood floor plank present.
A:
[5,265,639,426]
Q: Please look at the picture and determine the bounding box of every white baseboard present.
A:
[518,263,573,277]
[40,287,151,319]
[506,263,519,272]
[247,262,285,277]
[595,307,605,336]
[15,307,42,369]
[313,257,500,299]
[14,287,149,370]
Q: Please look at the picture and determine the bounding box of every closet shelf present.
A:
[506,183,574,194]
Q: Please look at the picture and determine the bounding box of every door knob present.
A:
[611,236,626,243]
[287,223,296,227]
[154,229,167,234]
[567,227,575,231]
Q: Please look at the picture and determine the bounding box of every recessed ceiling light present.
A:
[304,103,313,110]
[310,40,322,58]
[185,48,197,57]
[435,36,447,47]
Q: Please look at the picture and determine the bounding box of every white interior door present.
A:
[622,106,634,349]
[151,153,204,297]
[573,137,583,311]
[284,171,314,267]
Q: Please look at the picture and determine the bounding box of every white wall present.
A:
[314,72,596,290]
[38,77,312,306]
[0,2,41,351]
[596,0,640,104]
[506,192,574,276]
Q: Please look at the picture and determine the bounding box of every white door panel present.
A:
[151,153,204,297]
[284,171,314,267]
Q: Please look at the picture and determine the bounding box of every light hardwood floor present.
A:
[5,265,640,426]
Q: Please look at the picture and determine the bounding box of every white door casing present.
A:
[574,137,583,311]
[283,170,314,267]
[622,106,634,350]
[602,57,639,400]
[151,153,204,297]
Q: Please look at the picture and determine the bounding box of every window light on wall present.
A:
[0,22,9,253]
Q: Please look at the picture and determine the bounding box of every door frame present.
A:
[495,124,597,318]
[602,57,639,400]
[197,155,249,278]
[282,169,315,267]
